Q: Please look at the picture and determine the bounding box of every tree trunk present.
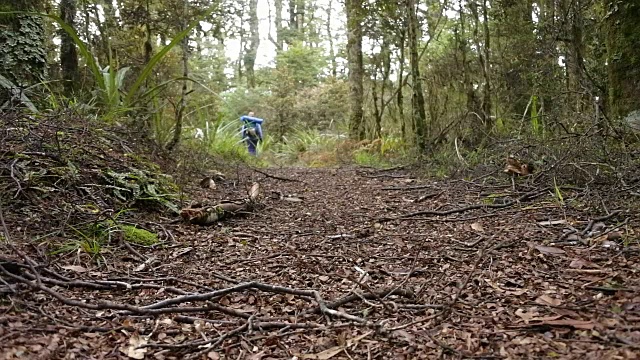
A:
[481,0,492,130]
[397,26,406,140]
[244,0,260,88]
[297,0,305,37]
[605,0,640,119]
[167,1,190,151]
[269,0,284,51]
[81,0,91,50]
[60,0,79,96]
[143,0,153,65]
[0,0,47,91]
[236,3,245,82]
[326,0,337,77]
[345,0,365,140]
[407,0,427,149]
[289,0,297,43]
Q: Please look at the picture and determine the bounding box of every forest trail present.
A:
[1,166,639,359]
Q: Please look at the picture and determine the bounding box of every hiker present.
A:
[240,111,264,156]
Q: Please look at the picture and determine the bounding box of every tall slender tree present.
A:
[325,0,337,77]
[406,0,427,149]
[60,0,79,96]
[244,0,260,88]
[345,0,365,140]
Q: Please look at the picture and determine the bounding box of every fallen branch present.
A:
[305,287,415,315]
[252,168,306,183]
[381,184,433,191]
[381,188,548,221]
[581,210,623,236]
[180,183,261,225]
[362,173,410,179]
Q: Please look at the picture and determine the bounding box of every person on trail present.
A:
[240,111,264,156]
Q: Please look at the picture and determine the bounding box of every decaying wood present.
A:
[180,182,261,225]
[504,156,533,176]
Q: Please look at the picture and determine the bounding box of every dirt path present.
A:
[1,167,638,359]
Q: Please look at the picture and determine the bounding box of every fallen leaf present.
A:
[171,247,193,258]
[607,231,622,241]
[133,263,146,272]
[535,295,563,306]
[569,258,587,269]
[471,222,484,232]
[515,308,538,323]
[295,332,372,359]
[124,333,147,359]
[249,183,260,200]
[248,351,266,360]
[543,319,596,330]
[296,346,345,359]
[537,220,567,226]
[392,330,415,343]
[61,265,88,273]
[534,245,566,255]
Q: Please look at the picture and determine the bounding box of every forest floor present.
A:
[2,165,639,360]
[1,115,639,359]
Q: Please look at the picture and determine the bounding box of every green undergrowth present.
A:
[50,212,158,262]
[248,128,410,168]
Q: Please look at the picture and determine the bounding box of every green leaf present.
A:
[0,73,38,112]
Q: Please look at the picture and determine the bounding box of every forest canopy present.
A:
[0,0,639,168]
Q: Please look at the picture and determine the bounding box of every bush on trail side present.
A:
[0,111,179,247]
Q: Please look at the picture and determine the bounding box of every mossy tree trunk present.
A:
[407,0,427,150]
[345,0,365,140]
[605,0,640,119]
[0,0,47,103]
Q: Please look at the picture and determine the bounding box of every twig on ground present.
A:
[0,200,42,287]
[381,188,548,221]
[381,185,433,191]
[252,168,306,183]
[123,240,148,261]
[581,210,623,235]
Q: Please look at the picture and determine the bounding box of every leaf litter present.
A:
[1,157,639,359]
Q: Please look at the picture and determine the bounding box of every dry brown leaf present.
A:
[248,351,266,360]
[515,308,539,323]
[543,319,596,330]
[123,333,147,359]
[61,265,88,273]
[249,182,260,200]
[294,332,371,360]
[504,156,532,175]
[296,347,345,360]
[535,294,563,306]
[471,222,484,232]
[484,279,504,293]
[392,330,415,343]
[534,245,566,255]
[537,220,567,226]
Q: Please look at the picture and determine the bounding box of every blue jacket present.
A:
[240,115,264,140]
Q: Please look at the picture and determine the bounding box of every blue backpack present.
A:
[241,116,264,140]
